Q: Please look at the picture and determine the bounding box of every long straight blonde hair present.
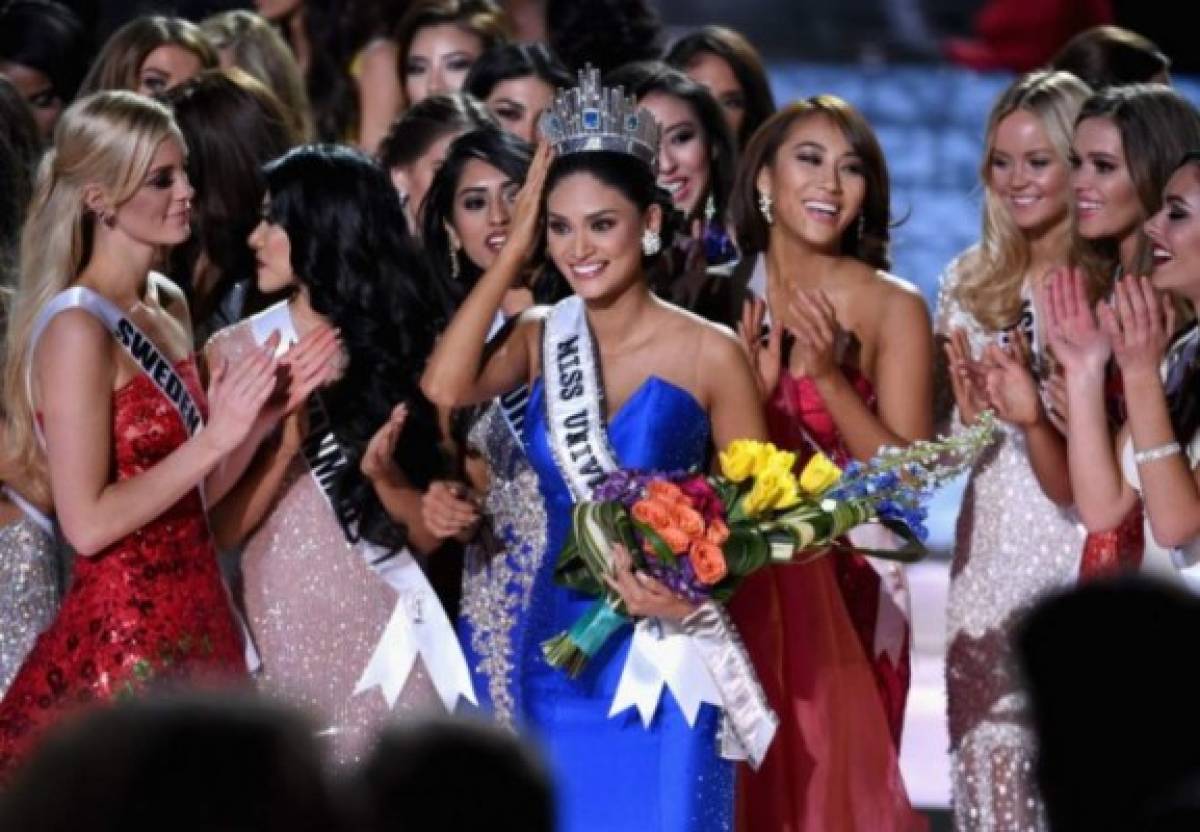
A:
[955,70,1091,332]
[0,91,183,505]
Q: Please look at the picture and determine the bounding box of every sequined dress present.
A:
[0,490,60,699]
[0,356,248,774]
[458,399,548,729]
[522,375,733,832]
[936,252,1085,830]
[208,323,440,767]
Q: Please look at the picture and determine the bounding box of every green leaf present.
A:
[723,527,770,575]
[634,520,679,568]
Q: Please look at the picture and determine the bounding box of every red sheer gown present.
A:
[0,357,247,775]
[730,367,924,831]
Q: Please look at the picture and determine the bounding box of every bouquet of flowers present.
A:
[543,412,996,676]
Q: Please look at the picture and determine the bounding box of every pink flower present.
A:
[679,475,724,524]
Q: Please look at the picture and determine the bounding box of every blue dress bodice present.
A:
[513,375,732,832]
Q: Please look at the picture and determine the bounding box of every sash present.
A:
[27,284,262,670]
[540,296,776,766]
[29,286,203,445]
[246,301,476,712]
[1,484,54,537]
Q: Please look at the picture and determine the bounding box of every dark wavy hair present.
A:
[0,76,40,261]
[263,145,444,554]
[394,0,511,98]
[165,69,297,335]
[665,25,777,148]
[732,96,892,270]
[421,127,532,316]
[1166,151,1200,449]
[0,0,90,108]
[543,150,680,295]
[605,61,735,225]
[376,91,495,171]
[546,0,662,75]
[1051,25,1170,91]
[463,42,572,102]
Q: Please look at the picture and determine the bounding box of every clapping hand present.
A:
[982,329,1042,428]
[788,289,841,380]
[943,328,990,426]
[1042,266,1111,378]
[205,335,281,454]
[737,297,783,400]
[1097,275,1176,379]
[361,403,408,484]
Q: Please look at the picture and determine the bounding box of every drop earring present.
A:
[857,212,865,239]
[641,227,662,257]
[447,226,462,279]
[757,191,773,225]
[704,193,716,223]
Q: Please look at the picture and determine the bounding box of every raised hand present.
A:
[505,140,554,263]
[982,331,1042,428]
[205,340,279,454]
[603,542,697,621]
[1042,370,1069,434]
[1042,266,1111,377]
[1098,275,1176,379]
[943,328,990,426]
[737,297,782,400]
[361,403,408,483]
[420,480,481,542]
[787,289,840,380]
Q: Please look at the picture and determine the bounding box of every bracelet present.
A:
[1133,442,1182,465]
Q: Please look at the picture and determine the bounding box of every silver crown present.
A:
[538,66,660,171]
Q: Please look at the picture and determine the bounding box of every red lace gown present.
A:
[0,357,247,775]
[730,367,924,832]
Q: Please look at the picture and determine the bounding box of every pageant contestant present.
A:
[208,145,475,766]
[936,70,1090,832]
[1047,153,1200,587]
[464,43,573,144]
[727,96,929,831]
[0,92,285,772]
[422,69,769,832]
[0,481,57,700]
[416,128,554,726]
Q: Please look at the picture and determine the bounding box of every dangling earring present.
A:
[641,227,662,257]
[99,210,116,228]
[704,193,716,223]
[447,227,461,279]
[857,212,866,240]
[757,191,773,225]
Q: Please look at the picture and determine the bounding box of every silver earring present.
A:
[449,240,461,280]
[641,227,662,257]
[757,191,773,225]
[704,193,716,223]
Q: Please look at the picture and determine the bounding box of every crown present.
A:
[538,66,660,171]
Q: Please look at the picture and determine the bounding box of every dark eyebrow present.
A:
[492,97,525,111]
[663,119,699,135]
[440,51,472,62]
[1087,151,1119,162]
[584,209,618,222]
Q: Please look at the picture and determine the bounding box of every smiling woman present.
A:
[78,16,218,99]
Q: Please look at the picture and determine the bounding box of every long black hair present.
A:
[1166,151,1200,449]
[421,127,535,317]
[463,42,573,102]
[543,149,680,295]
[263,145,444,554]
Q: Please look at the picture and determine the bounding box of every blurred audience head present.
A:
[665,25,776,149]
[0,76,40,255]
[79,15,218,99]
[0,0,90,141]
[607,60,735,227]
[0,694,340,832]
[547,0,663,75]
[464,42,571,143]
[1051,25,1171,91]
[1018,578,1200,832]
[377,91,496,230]
[201,9,315,142]
[733,94,891,269]
[353,717,554,832]
[394,0,511,108]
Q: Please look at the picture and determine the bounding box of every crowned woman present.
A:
[422,69,773,832]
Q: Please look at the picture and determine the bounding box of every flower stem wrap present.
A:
[541,597,627,678]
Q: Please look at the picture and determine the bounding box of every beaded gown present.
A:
[731,368,923,832]
[936,252,1085,831]
[522,375,733,832]
[458,397,549,729]
[208,323,440,767]
[0,490,60,699]
[0,356,247,775]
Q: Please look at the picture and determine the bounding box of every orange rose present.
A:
[689,540,728,585]
[658,526,692,555]
[670,504,706,538]
[704,517,730,547]
[647,480,688,506]
[632,498,672,531]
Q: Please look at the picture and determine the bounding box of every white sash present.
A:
[246,302,476,712]
[540,297,776,766]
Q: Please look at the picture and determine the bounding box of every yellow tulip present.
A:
[763,448,797,476]
[719,439,768,482]
[799,452,842,496]
[743,468,801,516]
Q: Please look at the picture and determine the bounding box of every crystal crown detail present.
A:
[538,66,660,170]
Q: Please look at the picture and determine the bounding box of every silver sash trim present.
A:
[2,485,54,537]
[539,297,776,760]
[246,302,476,711]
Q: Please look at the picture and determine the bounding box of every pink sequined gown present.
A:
[208,323,440,767]
[730,367,923,832]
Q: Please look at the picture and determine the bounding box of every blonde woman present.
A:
[0,92,320,773]
[936,70,1090,830]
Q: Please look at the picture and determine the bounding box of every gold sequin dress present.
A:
[0,490,60,699]
[209,323,440,767]
[936,251,1086,831]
